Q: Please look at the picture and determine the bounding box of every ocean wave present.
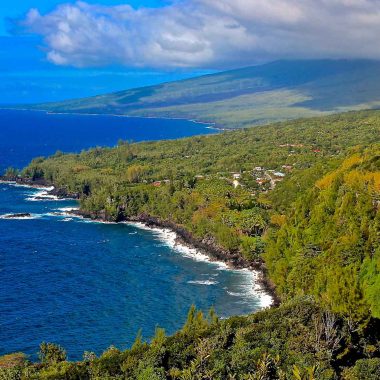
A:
[127,222,228,269]
[78,218,118,225]
[125,221,273,308]
[26,189,59,202]
[61,217,73,222]
[227,291,244,297]
[0,182,65,201]
[56,207,80,212]
[0,181,53,191]
[188,280,218,285]
[225,268,273,308]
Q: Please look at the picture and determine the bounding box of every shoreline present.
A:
[127,221,275,309]
[0,107,233,132]
[1,178,279,308]
[0,177,80,199]
[73,209,280,307]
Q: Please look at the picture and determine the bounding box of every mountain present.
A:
[29,59,380,128]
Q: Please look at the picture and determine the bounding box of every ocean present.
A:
[0,109,216,173]
[0,110,271,360]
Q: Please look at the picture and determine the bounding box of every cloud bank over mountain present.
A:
[19,0,380,68]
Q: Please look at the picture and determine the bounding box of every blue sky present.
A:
[0,1,210,104]
[0,1,165,35]
[1,1,379,104]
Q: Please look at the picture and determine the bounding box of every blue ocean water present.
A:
[0,109,216,173]
[0,110,270,360]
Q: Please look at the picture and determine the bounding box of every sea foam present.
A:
[125,221,273,308]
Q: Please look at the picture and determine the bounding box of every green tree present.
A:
[38,342,67,365]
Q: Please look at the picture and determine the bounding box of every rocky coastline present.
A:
[1,175,280,307]
[0,176,80,199]
[74,209,280,307]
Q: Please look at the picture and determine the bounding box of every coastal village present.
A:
[149,166,289,192]
[149,144,324,193]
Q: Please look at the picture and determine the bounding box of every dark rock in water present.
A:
[0,176,49,187]
[48,187,80,199]
[3,213,31,219]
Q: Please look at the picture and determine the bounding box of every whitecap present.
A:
[227,291,244,297]
[79,219,117,225]
[1,181,53,191]
[26,189,58,202]
[125,221,273,308]
[126,222,228,270]
[188,280,218,285]
[56,207,79,212]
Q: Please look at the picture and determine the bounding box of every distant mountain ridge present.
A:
[28,60,380,128]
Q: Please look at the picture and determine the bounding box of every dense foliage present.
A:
[3,110,380,379]
[265,146,380,321]
[2,299,380,379]
[20,111,379,265]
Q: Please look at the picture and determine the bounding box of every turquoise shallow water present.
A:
[0,110,270,360]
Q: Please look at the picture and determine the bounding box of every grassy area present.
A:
[26,60,380,128]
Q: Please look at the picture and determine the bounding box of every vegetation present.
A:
[27,60,380,128]
[2,299,380,379]
[4,167,19,178]
[265,146,380,320]
[20,110,379,265]
[2,110,380,378]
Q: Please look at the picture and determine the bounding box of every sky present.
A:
[0,1,210,104]
[2,0,380,104]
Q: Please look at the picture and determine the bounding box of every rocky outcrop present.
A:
[2,213,31,219]
[0,176,79,199]
[0,176,49,187]
[47,187,80,200]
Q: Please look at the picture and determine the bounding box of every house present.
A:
[274,172,286,178]
[152,181,162,187]
[256,178,266,185]
[232,173,241,179]
[254,166,263,171]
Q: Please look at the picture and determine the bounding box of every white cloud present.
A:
[19,0,380,68]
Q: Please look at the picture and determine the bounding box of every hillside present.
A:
[266,146,380,320]
[17,110,380,314]
[28,60,380,128]
[2,111,380,379]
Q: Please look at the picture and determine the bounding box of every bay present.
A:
[0,110,270,360]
